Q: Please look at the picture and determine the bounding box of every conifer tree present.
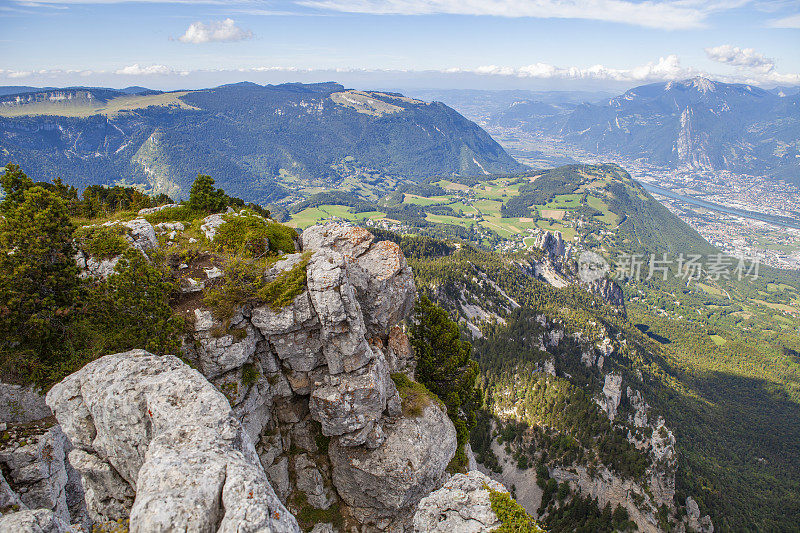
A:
[410,295,481,467]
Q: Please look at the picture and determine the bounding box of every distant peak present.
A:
[667,77,716,93]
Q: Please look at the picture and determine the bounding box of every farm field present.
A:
[287,173,623,246]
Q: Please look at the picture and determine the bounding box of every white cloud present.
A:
[703,44,799,84]
[297,0,714,29]
[705,44,774,72]
[7,70,33,79]
[178,18,253,44]
[446,55,700,82]
[768,13,800,27]
[115,64,172,75]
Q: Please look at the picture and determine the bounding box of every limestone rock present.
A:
[294,453,336,510]
[192,311,259,379]
[137,204,178,216]
[81,256,120,280]
[0,508,74,533]
[301,224,374,259]
[309,358,393,441]
[121,219,158,253]
[0,384,51,424]
[310,524,337,533]
[46,350,299,532]
[598,373,623,421]
[535,231,565,260]
[0,469,25,513]
[0,424,86,527]
[301,224,415,339]
[686,496,714,533]
[306,249,374,375]
[329,403,456,526]
[200,213,226,241]
[252,291,318,337]
[67,448,132,523]
[413,471,507,533]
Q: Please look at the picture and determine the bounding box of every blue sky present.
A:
[2,0,799,91]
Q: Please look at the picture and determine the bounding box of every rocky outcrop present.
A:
[0,419,88,530]
[329,403,456,529]
[4,220,457,532]
[0,384,51,424]
[75,218,158,279]
[530,231,625,314]
[685,496,714,533]
[0,508,74,533]
[598,373,623,420]
[45,350,299,533]
[413,471,508,533]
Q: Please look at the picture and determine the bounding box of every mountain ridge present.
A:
[0,82,525,203]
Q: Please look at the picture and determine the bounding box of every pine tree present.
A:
[188,174,227,213]
[0,185,81,382]
[0,163,34,213]
[410,295,481,468]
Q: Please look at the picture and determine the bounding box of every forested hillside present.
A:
[0,83,523,204]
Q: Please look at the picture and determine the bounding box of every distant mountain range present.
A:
[488,77,800,183]
[0,82,523,203]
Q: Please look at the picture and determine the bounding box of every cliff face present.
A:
[7,221,458,532]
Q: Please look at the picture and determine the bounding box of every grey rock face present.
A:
[121,218,158,253]
[413,471,509,533]
[0,469,25,513]
[329,403,457,526]
[536,230,566,260]
[0,384,51,424]
[0,508,74,533]
[200,213,226,241]
[686,496,714,533]
[192,310,260,380]
[0,423,87,528]
[294,453,336,510]
[309,358,393,441]
[45,350,299,533]
[302,224,415,339]
[598,373,624,421]
[306,248,375,375]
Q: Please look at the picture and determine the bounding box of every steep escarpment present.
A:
[1,219,466,532]
[406,233,713,532]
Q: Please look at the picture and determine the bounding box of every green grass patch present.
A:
[425,213,474,228]
[403,194,449,206]
[586,195,619,226]
[710,334,727,346]
[391,373,443,417]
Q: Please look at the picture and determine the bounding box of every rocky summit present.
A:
[0,221,492,532]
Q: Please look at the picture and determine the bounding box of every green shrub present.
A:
[188,174,228,213]
[213,213,297,258]
[142,205,198,224]
[87,249,184,356]
[489,489,545,532]
[0,185,81,386]
[76,224,130,259]
[390,372,443,417]
[204,253,310,321]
